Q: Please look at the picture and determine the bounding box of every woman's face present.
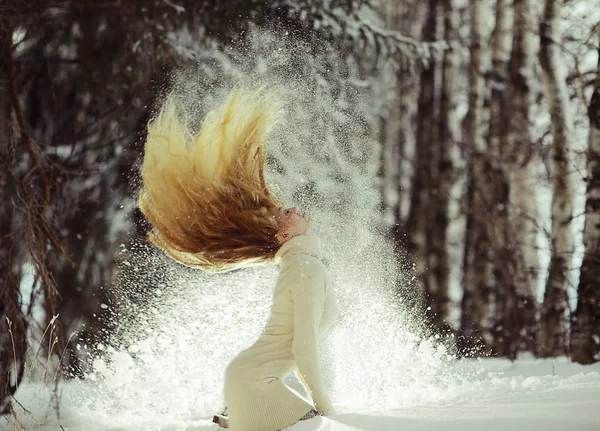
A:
[273,207,311,244]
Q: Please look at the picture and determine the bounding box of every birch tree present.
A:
[537,0,574,358]
[488,0,511,162]
[459,0,491,354]
[486,0,514,356]
[571,43,600,365]
[380,0,416,250]
[378,0,427,318]
[505,0,538,356]
[427,0,459,331]
[407,0,438,315]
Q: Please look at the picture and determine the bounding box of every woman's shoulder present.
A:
[284,253,325,271]
[278,254,326,284]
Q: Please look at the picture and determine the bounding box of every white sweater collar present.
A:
[274,234,323,263]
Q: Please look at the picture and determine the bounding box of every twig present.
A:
[1,17,67,358]
[0,20,50,202]
[10,389,32,417]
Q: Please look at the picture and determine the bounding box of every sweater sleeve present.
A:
[289,261,334,415]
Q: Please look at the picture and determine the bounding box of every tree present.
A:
[486,0,513,357]
[505,0,539,357]
[1,19,39,413]
[459,0,492,355]
[406,0,439,324]
[538,0,575,358]
[427,0,459,332]
[571,41,600,364]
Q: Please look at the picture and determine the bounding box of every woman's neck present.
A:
[274,234,322,263]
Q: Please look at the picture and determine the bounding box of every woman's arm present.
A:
[289,261,334,415]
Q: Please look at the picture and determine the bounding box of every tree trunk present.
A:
[459,0,493,356]
[388,1,423,259]
[406,0,438,317]
[0,21,27,415]
[538,0,574,358]
[378,112,390,221]
[487,0,515,357]
[488,0,511,159]
[0,267,26,415]
[427,0,458,331]
[390,73,409,252]
[505,0,539,358]
[571,43,600,365]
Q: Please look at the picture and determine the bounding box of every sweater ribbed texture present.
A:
[223,234,339,431]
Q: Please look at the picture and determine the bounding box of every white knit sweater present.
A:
[223,234,339,431]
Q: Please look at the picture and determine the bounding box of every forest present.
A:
[1,0,599,421]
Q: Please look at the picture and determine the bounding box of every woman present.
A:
[138,88,339,430]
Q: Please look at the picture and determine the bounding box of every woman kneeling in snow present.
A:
[138,88,339,431]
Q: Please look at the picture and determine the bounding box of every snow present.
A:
[6,358,600,430]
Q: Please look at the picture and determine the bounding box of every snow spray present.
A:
[68,28,472,429]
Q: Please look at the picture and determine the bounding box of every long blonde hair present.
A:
[138,88,283,272]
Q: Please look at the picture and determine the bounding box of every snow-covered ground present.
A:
[6,357,599,431]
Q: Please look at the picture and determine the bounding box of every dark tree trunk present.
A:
[571,44,600,365]
[505,0,538,358]
[427,0,458,332]
[386,0,421,255]
[486,0,514,357]
[459,0,493,356]
[407,0,439,322]
[0,21,27,415]
[0,271,27,415]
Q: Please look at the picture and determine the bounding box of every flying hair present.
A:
[138,87,284,272]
